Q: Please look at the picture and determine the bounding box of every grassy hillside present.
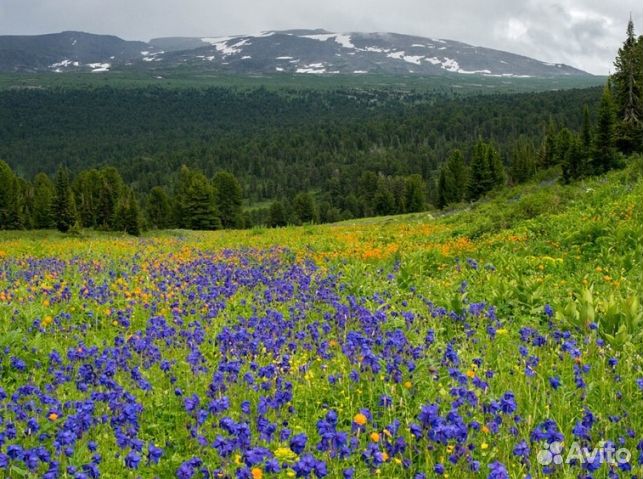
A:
[0,160,641,478]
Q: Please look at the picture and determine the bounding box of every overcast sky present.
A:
[1,0,641,74]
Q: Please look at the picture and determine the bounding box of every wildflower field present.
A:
[0,162,642,479]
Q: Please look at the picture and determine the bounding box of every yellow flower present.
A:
[466,370,476,378]
[353,413,368,426]
[481,442,489,450]
[274,447,297,461]
[496,328,508,335]
[403,381,413,389]
[481,425,490,434]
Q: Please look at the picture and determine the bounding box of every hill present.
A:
[0,29,592,77]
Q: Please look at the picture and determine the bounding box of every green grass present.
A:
[0,158,642,478]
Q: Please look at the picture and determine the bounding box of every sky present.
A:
[1,0,641,75]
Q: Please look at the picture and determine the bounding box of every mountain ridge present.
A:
[0,29,592,77]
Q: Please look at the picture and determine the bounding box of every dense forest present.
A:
[0,20,641,233]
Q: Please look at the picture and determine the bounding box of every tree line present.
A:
[0,163,247,235]
[434,19,642,208]
[0,20,640,232]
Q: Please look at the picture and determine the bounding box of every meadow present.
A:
[0,160,642,478]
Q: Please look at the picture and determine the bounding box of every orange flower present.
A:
[370,432,380,442]
[353,413,367,426]
[48,413,59,421]
[251,467,263,479]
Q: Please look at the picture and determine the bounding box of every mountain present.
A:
[0,31,148,72]
[0,29,591,77]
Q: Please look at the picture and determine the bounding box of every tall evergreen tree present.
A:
[437,150,467,208]
[404,174,426,213]
[96,167,125,230]
[561,134,585,183]
[467,140,494,201]
[293,192,318,223]
[487,144,506,188]
[73,169,102,228]
[268,200,287,227]
[213,171,243,229]
[508,136,537,184]
[612,18,643,153]
[592,83,618,174]
[53,166,77,233]
[116,189,142,236]
[146,186,173,229]
[538,119,558,167]
[581,104,593,156]
[175,166,221,230]
[32,172,55,229]
[0,160,22,229]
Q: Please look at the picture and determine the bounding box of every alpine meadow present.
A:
[0,4,642,479]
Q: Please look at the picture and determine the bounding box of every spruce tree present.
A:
[0,160,22,229]
[487,144,506,188]
[612,18,643,153]
[561,134,584,183]
[32,172,55,229]
[437,150,467,209]
[147,186,173,229]
[96,167,125,230]
[53,166,77,233]
[508,136,537,184]
[404,174,426,213]
[581,105,593,155]
[269,200,287,227]
[293,192,318,223]
[213,171,243,229]
[120,189,142,236]
[467,140,494,201]
[593,83,618,174]
[175,166,221,230]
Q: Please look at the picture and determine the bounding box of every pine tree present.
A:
[73,169,102,228]
[437,168,452,209]
[508,136,537,184]
[612,18,643,153]
[404,174,425,213]
[581,104,593,156]
[437,150,466,208]
[96,167,125,230]
[268,200,287,227]
[561,134,585,183]
[0,160,22,229]
[467,140,494,201]
[487,144,506,188]
[538,119,558,167]
[53,166,77,233]
[293,192,318,223]
[146,186,173,229]
[213,171,243,229]
[175,166,221,230]
[118,189,142,236]
[32,172,55,229]
[593,83,618,174]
